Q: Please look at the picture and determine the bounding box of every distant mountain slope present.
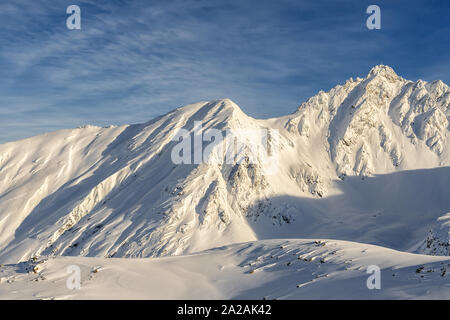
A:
[0,65,449,264]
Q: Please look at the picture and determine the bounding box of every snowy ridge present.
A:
[0,239,448,300]
[0,66,449,269]
[288,65,449,179]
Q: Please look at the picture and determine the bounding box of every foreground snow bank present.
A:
[0,239,448,300]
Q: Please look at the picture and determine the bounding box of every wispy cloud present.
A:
[0,0,449,143]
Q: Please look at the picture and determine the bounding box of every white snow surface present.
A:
[0,239,448,300]
[0,65,449,299]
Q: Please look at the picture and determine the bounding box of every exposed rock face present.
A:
[291,65,449,179]
[417,213,450,256]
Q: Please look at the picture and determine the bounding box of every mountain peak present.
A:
[367,65,399,79]
[178,98,242,114]
[183,98,249,123]
[215,98,243,112]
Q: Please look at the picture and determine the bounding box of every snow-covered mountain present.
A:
[0,65,449,267]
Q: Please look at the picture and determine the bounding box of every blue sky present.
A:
[0,0,449,143]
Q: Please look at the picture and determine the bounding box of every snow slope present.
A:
[0,239,448,300]
[0,65,449,299]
